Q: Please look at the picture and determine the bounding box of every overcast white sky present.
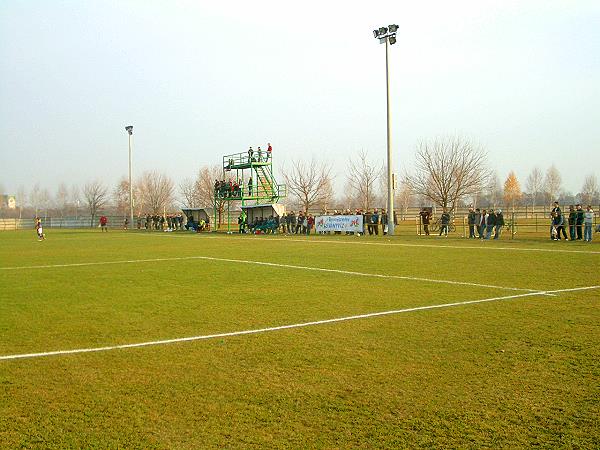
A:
[1,0,599,199]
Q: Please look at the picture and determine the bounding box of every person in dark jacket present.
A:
[419,208,431,236]
[478,209,487,239]
[485,210,496,239]
[371,209,380,235]
[493,209,504,239]
[568,205,577,241]
[554,209,568,240]
[467,207,477,238]
[439,209,451,236]
[575,204,584,240]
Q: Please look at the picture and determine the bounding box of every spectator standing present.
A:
[568,205,577,241]
[550,201,562,240]
[381,209,388,235]
[248,146,253,163]
[467,207,477,238]
[474,208,482,238]
[439,209,450,237]
[584,206,594,242]
[575,204,584,240]
[267,143,272,160]
[555,209,568,240]
[248,177,253,196]
[371,209,380,235]
[238,212,246,233]
[365,210,373,235]
[494,209,504,239]
[419,208,431,236]
[478,209,487,239]
[290,211,298,234]
[484,210,496,239]
[307,214,315,235]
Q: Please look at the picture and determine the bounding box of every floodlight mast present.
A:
[125,125,134,229]
[372,25,398,236]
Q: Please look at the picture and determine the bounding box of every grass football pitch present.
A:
[0,229,598,448]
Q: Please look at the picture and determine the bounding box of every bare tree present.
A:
[30,183,42,217]
[544,164,562,203]
[192,165,230,225]
[395,181,413,220]
[283,158,333,213]
[317,176,334,213]
[525,167,543,214]
[15,185,26,219]
[138,171,175,215]
[179,177,201,208]
[346,150,383,211]
[55,183,69,218]
[70,185,81,218]
[486,172,502,209]
[82,181,109,226]
[404,137,490,211]
[113,178,130,218]
[580,174,599,205]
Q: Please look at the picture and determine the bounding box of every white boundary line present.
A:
[1,285,598,361]
[0,254,539,293]
[145,232,600,255]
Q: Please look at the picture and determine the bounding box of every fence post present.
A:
[462,216,467,238]
[511,212,515,239]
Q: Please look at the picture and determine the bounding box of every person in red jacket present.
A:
[267,143,272,160]
[306,214,315,235]
[99,215,108,232]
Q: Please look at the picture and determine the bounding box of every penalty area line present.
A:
[1,285,598,362]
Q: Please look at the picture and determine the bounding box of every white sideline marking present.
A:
[0,255,537,293]
[150,233,600,255]
[1,285,598,361]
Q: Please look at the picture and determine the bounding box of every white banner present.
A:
[315,215,363,233]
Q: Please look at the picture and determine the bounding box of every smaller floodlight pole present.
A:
[373,24,398,236]
[125,125,134,229]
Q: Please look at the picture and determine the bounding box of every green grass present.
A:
[1,229,599,448]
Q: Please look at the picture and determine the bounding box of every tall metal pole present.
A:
[128,132,134,228]
[385,38,395,235]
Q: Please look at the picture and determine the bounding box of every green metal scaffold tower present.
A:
[214,148,286,231]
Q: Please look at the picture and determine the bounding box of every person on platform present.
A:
[267,143,272,160]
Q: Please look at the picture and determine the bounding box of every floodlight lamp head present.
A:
[389,24,399,32]
[379,26,388,35]
[389,35,397,45]
[373,29,379,38]
[125,125,133,135]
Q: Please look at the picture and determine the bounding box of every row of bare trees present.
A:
[281,136,599,214]
[4,137,598,220]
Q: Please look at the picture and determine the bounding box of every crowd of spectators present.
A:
[137,213,185,231]
[551,202,595,242]
[214,179,242,199]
